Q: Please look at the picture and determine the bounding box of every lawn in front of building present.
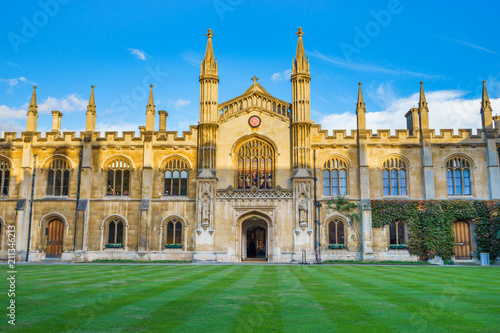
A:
[1,264,499,332]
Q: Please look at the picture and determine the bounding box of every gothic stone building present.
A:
[1,28,499,263]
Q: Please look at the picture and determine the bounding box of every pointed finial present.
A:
[297,27,304,38]
[251,76,259,83]
[419,81,428,111]
[482,80,490,104]
[357,82,364,105]
[30,86,37,112]
[148,84,154,106]
[89,85,95,106]
[206,28,214,39]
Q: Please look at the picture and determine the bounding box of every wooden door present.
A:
[453,221,471,260]
[46,220,64,257]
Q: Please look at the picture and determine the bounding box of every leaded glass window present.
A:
[446,157,471,196]
[164,159,188,196]
[237,139,274,189]
[382,157,407,196]
[323,157,348,196]
[106,158,130,196]
[46,158,70,196]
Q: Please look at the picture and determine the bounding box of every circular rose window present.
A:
[248,116,261,128]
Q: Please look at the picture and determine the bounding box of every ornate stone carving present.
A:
[198,180,215,232]
[298,198,308,229]
[216,185,292,199]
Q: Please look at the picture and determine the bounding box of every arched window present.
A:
[323,157,348,196]
[0,158,10,197]
[46,158,70,196]
[106,158,131,196]
[389,221,406,245]
[382,157,407,196]
[107,218,124,247]
[166,220,183,247]
[446,156,471,196]
[328,219,345,245]
[164,159,188,196]
[237,138,274,189]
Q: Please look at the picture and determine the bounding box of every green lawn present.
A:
[1,264,499,332]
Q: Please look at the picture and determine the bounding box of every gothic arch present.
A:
[319,153,352,169]
[160,215,188,228]
[236,210,274,262]
[159,154,193,170]
[38,212,69,253]
[100,215,129,251]
[39,212,69,228]
[441,153,475,168]
[101,154,135,170]
[377,153,412,169]
[41,154,75,169]
[233,136,276,189]
[231,133,279,158]
[159,215,188,251]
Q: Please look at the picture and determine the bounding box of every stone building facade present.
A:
[1,28,499,262]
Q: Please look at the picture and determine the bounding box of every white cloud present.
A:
[270,69,292,82]
[181,51,202,67]
[167,99,191,108]
[309,50,444,80]
[0,76,36,94]
[0,94,88,134]
[37,94,87,113]
[433,34,497,54]
[128,48,147,61]
[320,86,499,135]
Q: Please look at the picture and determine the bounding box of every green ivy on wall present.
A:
[371,200,500,262]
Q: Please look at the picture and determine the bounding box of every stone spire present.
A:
[418,82,430,132]
[481,80,493,130]
[356,82,366,133]
[146,84,155,131]
[85,85,97,132]
[292,27,309,75]
[200,28,218,77]
[290,27,312,174]
[26,85,38,132]
[198,29,219,176]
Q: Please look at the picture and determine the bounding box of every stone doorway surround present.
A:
[234,208,275,263]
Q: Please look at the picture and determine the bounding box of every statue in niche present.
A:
[299,198,308,228]
[201,198,210,223]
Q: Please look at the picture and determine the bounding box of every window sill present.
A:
[104,196,131,200]
[42,196,70,200]
[382,195,410,200]
[446,195,474,200]
[104,247,124,250]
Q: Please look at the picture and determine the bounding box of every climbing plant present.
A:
[371,199,500,262]
[326,196,361,259]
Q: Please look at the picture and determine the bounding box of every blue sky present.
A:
[1,0,499,135]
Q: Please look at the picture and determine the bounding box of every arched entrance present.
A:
[453,220,472,260]
[241,216,268,261]
[46,220,64,257]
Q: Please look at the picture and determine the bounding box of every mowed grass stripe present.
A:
[171,265,265,332]
[14,266,223,332]
[278,266,336,332]
[348,266,500,310]
[16,265,192,302]
[17,265,172,293]
[230,265,283,332]
[356,266,500,303]
[122,265,250,331]
[293,266,439,332]
[13,265,195,326]
[322,266,495,332]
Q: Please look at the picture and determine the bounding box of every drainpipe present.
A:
[26,154,37,262]
[73,149,83,252]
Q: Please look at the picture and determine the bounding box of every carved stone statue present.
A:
[201,198,209,222]
[299,199,307,224]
